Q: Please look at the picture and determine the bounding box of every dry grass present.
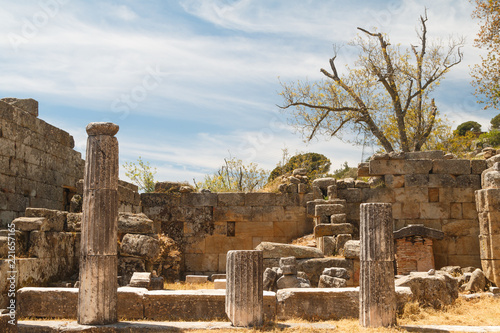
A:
[163,281,215,290]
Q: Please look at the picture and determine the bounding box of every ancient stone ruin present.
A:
[1,98,500,331]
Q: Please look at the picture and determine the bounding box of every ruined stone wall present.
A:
[0,98,85,228]
[350,151,487,269]
[141,192,311,275]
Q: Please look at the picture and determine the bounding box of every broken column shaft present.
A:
[359,203,396,327]
[78,122,119,325]
[225,250,263,327]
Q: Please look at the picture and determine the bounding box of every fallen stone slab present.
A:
[401,325,500,332]
[185,275,209,283]
[276,287,412,321]
[13,217,44,231]
[17,320,338,332]
[255,242,324,259]
[18,287,147,320]
[144,289,276,321]
[118,212,154,234]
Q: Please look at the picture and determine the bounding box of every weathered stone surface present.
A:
[335,234,352,255]
[276,288,359,320]
[471,159,488,175]
[120,234,160,260]
[255,242,324,259]
[359,203,396,328]
[18,287,78,319]
[263,268,278,291]
[405,150,445,160]
[297,257,354,287]
[118,213,154,234]
[118,257,145,286]
[226,250,263,327]
[317,236,336,256]
[318,275,347,288]
[465,268,486,293]
[28,231,77,259]
[322,267,350,280]
[276,275,310,289]
[438,266,462,276]
[314,223,353,237]
[185,275,209,283]
[432,159,471,175]
[395,271,458,308]
[13,216,44,231]
[128,272,152,288]
[78,122,119,325]
[394,224,444,240]
[312,178,336,190]
[344,240,360,259]
[66,213,82,232]
[214,279,226,289]
[330,214,347,224]
[25,208,66,232]
[482,162,500,189]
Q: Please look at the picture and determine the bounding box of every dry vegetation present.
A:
[163,281,215,290]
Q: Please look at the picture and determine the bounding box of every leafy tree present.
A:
[456,121,482,136]
[479,129,500,148]
[330,161,358,179]
[491,113,500,129]
[471,0,500,109]
[122,157,157,193]
[197,156,269,192]
[268,152,331,182]
[426,128,477,158]
[280,13,463,153]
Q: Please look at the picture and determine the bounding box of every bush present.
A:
[456,121,482,136]
[479,129,500,148]
[268,152,331,182]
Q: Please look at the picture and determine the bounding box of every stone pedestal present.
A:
[78,122,119,325]
[225,250,263,327]
[359,203,396,327]
[476,162,500,287]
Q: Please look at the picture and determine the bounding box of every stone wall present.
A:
[352,151,487,269]
[141,192,312,275]
[0,98,85,228]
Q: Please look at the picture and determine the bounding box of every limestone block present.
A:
[478,211,500,235]
[475,188,500,212]
[0,313,15,332]
[456,175,481,189]
[432,159,471,175]
[331,213,347,224]
[276,275,308,289]
[18,287,78,318]
[117,286,148,320]
[337,188,362,203]
[245,192,276,206]
[393,187,428,203]
[420,203,450,219]
[369,159,405,175]
[118,257,146,286]
[140,193,181,208]
[66,212,82,232]
[322,267,350,280]
[24,208,66,232]
[287,183,298,193]
[344,240,360,259]
[226,250,263,327]
[405,150,445,160]
[181,192,218,206]
[486,154,500,168]
[405,174,429,187]
[312,178,336,190]
[314,223,353,237]
[217,192,245,206]
[276,288,359,320]
[428,174,457,187]
[120,234,160,260]
[355,180,369,188]
[255,242,324,259]
[213,206,254,222]
[471,159,488,175]
[297,257,354,287]
[317,236,336,256]
[13,217,43,231]
[28,231,77,259]
[118,212,154,234]
[211,273,226,281]
[214,279,226,289]
[335,234,352,255]
[314,204,345,216]
[481,259,500,287]
[263,267,278,291]
[357,163,370,177]
[298,183,309,194]
[128,272,152,288]
[404,159,434,173]
[318,275,347,288]
[464,268,486,293]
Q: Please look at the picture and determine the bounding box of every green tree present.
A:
[197,156,269,192]
[280,13,463,153]
[330,161,358,179]
[491,113,500,130]
[456,121,482,136]
[122,157,157,193]
[471,0,500,109]
[268,152,331,182]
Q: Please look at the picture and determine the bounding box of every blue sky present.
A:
[0,0,494,184]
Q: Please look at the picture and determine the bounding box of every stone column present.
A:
[359,203,396,327]
[225,250,263,327]
[78,122,119,325]
[475,162,500,287]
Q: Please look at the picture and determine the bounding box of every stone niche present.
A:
[394,224,444,275]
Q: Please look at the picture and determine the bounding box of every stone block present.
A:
[336,234,352,255]
[120,234,160,260]
[478,211,500,235]
[369,159,405,175]
[314,223,354,237]
[213,206,255,222]
[420,202,450,219]
[337,188,362,203]
[405,174,429,187]
[117,286,148,319]
[450,203,463,219]
[214,279,226,289]
[471,159,488,175]
[184,254,219,272]
[428,174,457,187]
[255,242,324,259]
[456,175,481,189]
[428,188,439,202]
[330,214,347,224]
[245,192,276,206]
[314,204,345,216]
[276,288,359,320]
[18,287,78,319]
[475,189,500,212]
[404,160,433,174]
[273,221,298,239]
[185,275,209,283]
[432,159,471,175]
[358,163,370,177]
[140,193,181,208]
[118,257,146,286]
[297,257,354,287]
[344,240,360,259]
[13,217,43,231]
[312,178,336,189]
[24,208,66,232]
[462,202,477,219]
[405,150,445,160]
[217,192,245,206]
[181,193,218,206]
[118,212,154,234]
[28,231,77,259]
[394,187,428,203]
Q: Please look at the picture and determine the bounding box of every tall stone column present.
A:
[359,203,396,327]
[78,122,119,325]
[475,162,500,287]
[225,250,263,327]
